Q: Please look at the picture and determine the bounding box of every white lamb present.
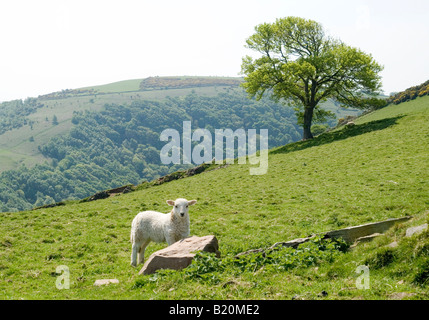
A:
[130,198,197,267]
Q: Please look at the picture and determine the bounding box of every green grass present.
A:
[356,95,429,123]
[1,96,428,300]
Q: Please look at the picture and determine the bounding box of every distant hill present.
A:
[138,76,243,90]
[37,76,243,99]
[0,77,245,172]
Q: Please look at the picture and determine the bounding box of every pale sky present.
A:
[1,0,428,102]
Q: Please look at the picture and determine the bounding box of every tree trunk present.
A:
[302,106,314,140]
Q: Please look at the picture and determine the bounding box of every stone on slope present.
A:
[405,224,428,238]
[139,235,220,275]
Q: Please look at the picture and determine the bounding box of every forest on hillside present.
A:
[0,91,304,212]
[0,98,45,135]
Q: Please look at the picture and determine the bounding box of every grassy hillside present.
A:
[1,95,428,300]
[81,78,143,93]
[0,77,243,173]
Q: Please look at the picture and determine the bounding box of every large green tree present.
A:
[241,16,384,140]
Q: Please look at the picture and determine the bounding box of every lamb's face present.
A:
[167,198,197,218]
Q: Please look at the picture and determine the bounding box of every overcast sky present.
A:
[0,0,428,102]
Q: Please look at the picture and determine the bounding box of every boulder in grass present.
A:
[405,224,428,238]
[139,235,220,275]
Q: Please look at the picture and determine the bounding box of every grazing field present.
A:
[0,95,428,300]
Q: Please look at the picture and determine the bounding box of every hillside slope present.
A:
[1,94,428,299]
[0,77,244,172]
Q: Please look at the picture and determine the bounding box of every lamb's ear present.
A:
[188,200,197,206]
[166,200,175,206]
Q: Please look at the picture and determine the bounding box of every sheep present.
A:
[130,198,197,267]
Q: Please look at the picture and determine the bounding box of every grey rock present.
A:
[139,235,220,275]
[405,224,428,237]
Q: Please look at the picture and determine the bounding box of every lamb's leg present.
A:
[131,241,141,267]
[138,239,151,265]
[165,233,176,246]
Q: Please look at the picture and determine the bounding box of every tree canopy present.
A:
[241,16,384,139]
